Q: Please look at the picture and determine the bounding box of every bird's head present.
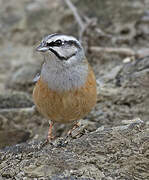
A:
[36,34,85,66]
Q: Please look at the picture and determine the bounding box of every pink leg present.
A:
[67,122,80,136]
[47,121,54,141]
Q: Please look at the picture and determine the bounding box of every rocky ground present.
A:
[0,0,149,179]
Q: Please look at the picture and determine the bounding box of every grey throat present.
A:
[40,58,88,92]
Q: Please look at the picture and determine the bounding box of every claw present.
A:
[67,122,80,137]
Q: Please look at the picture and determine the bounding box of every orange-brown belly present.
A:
[33,66,97,123]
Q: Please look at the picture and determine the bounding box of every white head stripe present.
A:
[46,35,78,43]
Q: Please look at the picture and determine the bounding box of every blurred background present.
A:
[0,0,149,148]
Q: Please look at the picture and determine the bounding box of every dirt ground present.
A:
[0,0,149,179]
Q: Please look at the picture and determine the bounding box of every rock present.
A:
[6,63,41,93]
[89,56,149,128]
[0,130,30,149]
[0,91,33,109]
[0,0,149,179]
[0,120,148,179]
[0,92,43,148]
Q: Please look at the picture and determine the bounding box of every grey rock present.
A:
[0,130,30,149]
[0,120,148,179]
[0,91,33,109]
[6,63,41,93]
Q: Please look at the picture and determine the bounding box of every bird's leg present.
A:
[61,122,80,145]
[67,122,80,137]
[47,121,54,141]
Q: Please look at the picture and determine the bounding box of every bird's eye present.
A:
[46,42,51,46]
[54,40,62,46]
[45,40,63,47]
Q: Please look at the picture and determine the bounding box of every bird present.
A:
[33,33,97,141]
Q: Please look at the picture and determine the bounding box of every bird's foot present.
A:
[66,121,88,140]
[47,134,55,142]
[67,122,80,137]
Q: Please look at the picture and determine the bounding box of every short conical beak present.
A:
[36,44,49,52]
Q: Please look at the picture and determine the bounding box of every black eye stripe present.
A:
[45,39,81,49]
[46,40,62,47]
[55,40,62,45]
[64,40,81,49]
